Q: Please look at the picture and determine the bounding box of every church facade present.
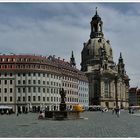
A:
[81,9,130,109]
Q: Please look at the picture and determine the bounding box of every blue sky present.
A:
[0,3,140,87]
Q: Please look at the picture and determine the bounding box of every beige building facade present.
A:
[0,54,89,113]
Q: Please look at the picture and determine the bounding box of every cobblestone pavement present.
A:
[0,110,140,138]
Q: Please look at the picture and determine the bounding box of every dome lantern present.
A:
[90,7,104,39]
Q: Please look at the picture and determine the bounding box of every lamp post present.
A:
[115,75,118,108]
[16,99,19,115]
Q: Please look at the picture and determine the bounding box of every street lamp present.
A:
[115,75,118,108]
[16,99,19,115]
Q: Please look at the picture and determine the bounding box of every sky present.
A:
[0,3,140,87]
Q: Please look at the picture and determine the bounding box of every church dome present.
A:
[84,37,113,63]
[81,8,114,72]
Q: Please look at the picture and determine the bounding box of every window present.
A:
[23,80,26,84]
[18,80,21,84]
[104,81,109,97]
[33,73,36,76]
[23,73,26,77]
[38,80,40,84]
[28,96,31,101]
[51,97,53,102]
[5,80,7,85]
[0,80,1,85]
[43,88,45,93]
[10,88,13,93]
[47,81,49,85]
[38,96,40,101]
[43,73,45,77]
[18,88,21,93]
[23,88,25,93]
[4,73,7,77]
[4,88,7,93]
[0,97,1,101]
[0,88,1,93]
[10,80,13,84]
[47,88,49,93]
[23,96,25,101]
[38,73,40,77]
[47,97,49,101]
[110,48,112,55]
[51,88,53,93]
[10,73,12,77]
[18,96,20,101]
[33,96,36,101]
[10,96,12,102]
[4,97,7,102]
[43,97,45,101]
[51,81,53,85]
[43,81,45,85]
[18,73,20,76]
[28,73,31,76]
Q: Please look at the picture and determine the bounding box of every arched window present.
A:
[104,81,109,97]
[98,23,102,32]
[87,49,90,55]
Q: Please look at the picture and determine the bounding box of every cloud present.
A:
[0,3,139,87]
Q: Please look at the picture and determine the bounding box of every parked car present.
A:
[101,107,108,112]
[88,105,102,111]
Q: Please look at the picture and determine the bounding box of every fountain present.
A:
[45,88,83,120]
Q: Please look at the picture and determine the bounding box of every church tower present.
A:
[118,52,125,76]
[70,51,76,67]
[81,8,130,108]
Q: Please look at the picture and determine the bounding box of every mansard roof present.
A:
[0,53,88,81]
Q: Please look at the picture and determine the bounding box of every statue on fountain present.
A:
[59,88,66,111]
[60,88,66,103]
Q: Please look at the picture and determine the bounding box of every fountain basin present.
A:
[45,110,81,120]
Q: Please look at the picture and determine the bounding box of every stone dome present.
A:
[81,9,115,72]
[82,37,113,63]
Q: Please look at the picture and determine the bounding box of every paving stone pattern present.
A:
[0,110,140,138]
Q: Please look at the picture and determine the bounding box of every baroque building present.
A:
[0,53,88,113]
[81,9,130,108]
[129,87,140,106]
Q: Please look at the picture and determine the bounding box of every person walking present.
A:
[112,107,115,114]
[6,110,9,115]
[116,107,120,117]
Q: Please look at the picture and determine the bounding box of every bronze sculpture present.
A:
[59,88,66,111]
[59,88,66,103]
